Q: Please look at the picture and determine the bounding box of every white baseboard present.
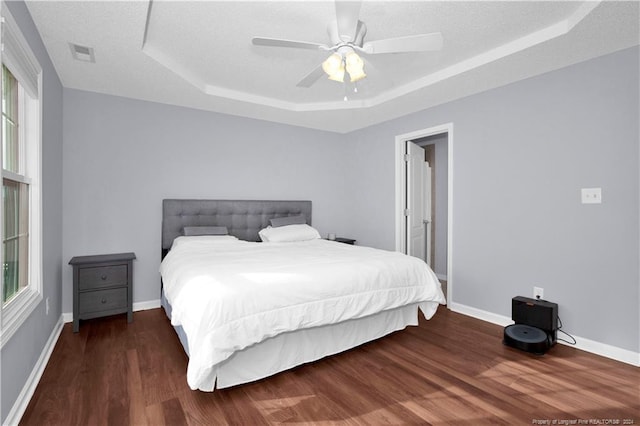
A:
[567,334,640,367]
[62,298,162,324]
[448,302,640,367]
[133,299,161,312]
[449,302,513,327]
[4,316,64,426]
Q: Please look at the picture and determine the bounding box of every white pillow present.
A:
[171,235,238,249]
[259,224,321,242]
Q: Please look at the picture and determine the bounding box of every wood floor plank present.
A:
[176,388,232,425]
[126,348,148,425]
[19,307,640,425]
[144,402,165,426]
[214,387,272,425]
[161,398,188,426]
[244,367,350,423]
[314,356,426,424]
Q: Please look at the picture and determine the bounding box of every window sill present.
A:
[1,288,42,349]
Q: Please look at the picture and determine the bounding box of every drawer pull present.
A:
[101,298,107,304]
[101,275,108,280]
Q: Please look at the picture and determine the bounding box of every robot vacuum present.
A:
[503,296,559,355]
[503,324,553,355]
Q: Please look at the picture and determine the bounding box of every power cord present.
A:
[528,297,576,345]
[533,297,577,345]
[556,315,577,345]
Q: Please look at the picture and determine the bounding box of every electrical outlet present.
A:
[45,297,49,315]
[581,187,602,204]
[533,287,544,300]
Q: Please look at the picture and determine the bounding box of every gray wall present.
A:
[1,1,64,423]
[345,46,639,352]
[62,90,353,312]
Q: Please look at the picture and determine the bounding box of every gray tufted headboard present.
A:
[162,199,312,255]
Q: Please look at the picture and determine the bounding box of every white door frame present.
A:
[395,123,453,305]
[424,161,433,266]
[406,141,426,260]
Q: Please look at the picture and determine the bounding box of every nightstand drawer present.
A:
[78,265,127,290]
[79,287,127,316]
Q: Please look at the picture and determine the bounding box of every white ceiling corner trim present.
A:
[141,0,601,113]
[568,0,602,30]
[142,42,207,93]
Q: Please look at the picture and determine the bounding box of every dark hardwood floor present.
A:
[20,307,639,425]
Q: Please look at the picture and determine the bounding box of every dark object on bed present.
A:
[183,225,229,236]
[333,237,356,245]
[503,296,558,354]
[161,199,312,258]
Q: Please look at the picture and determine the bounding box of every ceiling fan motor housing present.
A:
[328,20,367,47]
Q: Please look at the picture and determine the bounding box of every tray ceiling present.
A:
[25,1,640,133]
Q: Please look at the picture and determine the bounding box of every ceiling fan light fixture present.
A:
[327,63,345,82]
[345,51,366,82]
[322,53,343,75]
[322,53,345,82]
[348,68,366,82]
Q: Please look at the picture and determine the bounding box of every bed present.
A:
[160,199,446,391]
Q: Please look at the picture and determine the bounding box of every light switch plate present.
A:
[581,187,602,204]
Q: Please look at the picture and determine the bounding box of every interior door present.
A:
[424,161,432,266]
[406,141,425,260]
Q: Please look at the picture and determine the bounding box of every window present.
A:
[2,65,30,304]
[1,6,43,347]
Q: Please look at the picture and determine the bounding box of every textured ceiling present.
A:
[25,0,640,133]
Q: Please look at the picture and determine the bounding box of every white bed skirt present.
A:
[162,291,423,390]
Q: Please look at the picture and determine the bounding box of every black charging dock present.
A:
[503,296,558,354]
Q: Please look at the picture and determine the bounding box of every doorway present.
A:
[415,135,447,278]
[395,123,453,305]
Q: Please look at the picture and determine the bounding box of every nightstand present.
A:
[69,252,136,333]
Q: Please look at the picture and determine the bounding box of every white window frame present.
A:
[0,3,43,348]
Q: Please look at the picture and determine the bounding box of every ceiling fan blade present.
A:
[362,32,443,54]
[252,37,329,51]
[335,0,362,42]
[296,65,326,88]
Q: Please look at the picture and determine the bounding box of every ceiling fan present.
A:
[251,0,443,89]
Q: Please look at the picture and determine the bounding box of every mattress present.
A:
[160,235,446,391]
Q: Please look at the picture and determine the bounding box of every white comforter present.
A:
[160,236,446,390]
